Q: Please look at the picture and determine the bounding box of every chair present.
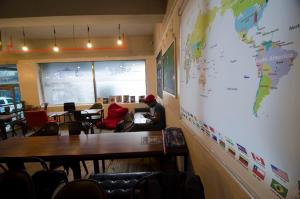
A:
[24,110,56,131]
[33,122,59,136]
[11,119,28,136]
[31,158,68,199]
[53,179,107,199]
[89,172,205,199]
[89,103,103,109]
[101,103,128,130]
[42,102,49,110]
[64,102,76,121]
[0,169,36,199]
[67,121,89,174]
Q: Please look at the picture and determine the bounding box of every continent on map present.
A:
[221,0,268,43]
[183,6,218,84]
[253,41,298,116]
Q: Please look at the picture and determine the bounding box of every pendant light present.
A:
[53,26,59,52]
[117,24,123,46]
[22,27,29,52]
[86,25,93,48]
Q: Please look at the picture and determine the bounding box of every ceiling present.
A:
[0,0,167,40]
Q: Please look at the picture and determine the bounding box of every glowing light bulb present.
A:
[117,38,123,46]
[22,45,29,52]
[53,45,59,52]
[86,42,93,48]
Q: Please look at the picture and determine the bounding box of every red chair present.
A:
[100,103,128,129]
[24,110,56,131]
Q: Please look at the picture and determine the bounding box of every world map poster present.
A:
[179,0,300,198]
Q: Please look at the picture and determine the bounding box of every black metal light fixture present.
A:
[117,24,123,46]
[22,27,29,52]
[86,25,93,48]
[53,26,59,52]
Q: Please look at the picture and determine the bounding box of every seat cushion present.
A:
[89,172,205,199]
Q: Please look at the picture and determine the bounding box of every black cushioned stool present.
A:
[89,172,205,199]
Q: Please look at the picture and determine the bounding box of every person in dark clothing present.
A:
[130,94,166,131]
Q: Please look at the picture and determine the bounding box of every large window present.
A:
[40,62,94,104]
[94,61,146,98]
[0,65,23,118]
[40,60,146,105]
[0,65,19,85]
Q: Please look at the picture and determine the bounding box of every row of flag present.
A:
[180,107,297,199]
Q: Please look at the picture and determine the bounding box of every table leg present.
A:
[102,160,105,173]
[93,160,100,173]
[0,120,7,140]
[184,155,188,172]
[69,160,82,179]
[90,124,95,134]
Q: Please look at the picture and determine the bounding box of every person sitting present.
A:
[129,94,166,131]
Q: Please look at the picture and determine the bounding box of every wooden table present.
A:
[0,131,187,178]
[133,112,150,124]
[47,111,68,123]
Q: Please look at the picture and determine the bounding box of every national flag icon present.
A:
[239,155,249,168]
[209,126,215,133]
[204,129,210,137]
[219,140,226,149]
[226,137,234,147]
[252,165,265,181]
[270,179,288,198]
[271,164,289,182]
[237,143,247,155]
[251,152,265,167]
[228,147,236,157]
[212,135,218,142]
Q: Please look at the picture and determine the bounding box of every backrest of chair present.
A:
[11,120,28,136]
[43,103,49,111]
[68,121,83,135]
[24,110,49,128]
[0,170,36,199]
[53,179,107,199]
[107,103,128,119]
[73,111,83,121]
[64,102,75,112]
[90,103,102,109]
[34,122,59,136]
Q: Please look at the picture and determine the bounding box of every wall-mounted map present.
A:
[180,0,300,198]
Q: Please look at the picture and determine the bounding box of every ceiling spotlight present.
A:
[22,27,29,52]
[53,26,59,52]
[117,24,123,46]
[86,25,93,48]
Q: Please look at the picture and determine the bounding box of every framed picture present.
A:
[163,41,177,96]
[130,96,136,103]
[156,51,163,99]
[123,95,129,103]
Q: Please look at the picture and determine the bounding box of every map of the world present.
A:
[179,0,300,198]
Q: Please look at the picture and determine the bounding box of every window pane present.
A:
[94,60,146,98]
[0,65,19,85]
[40,62,94,104]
